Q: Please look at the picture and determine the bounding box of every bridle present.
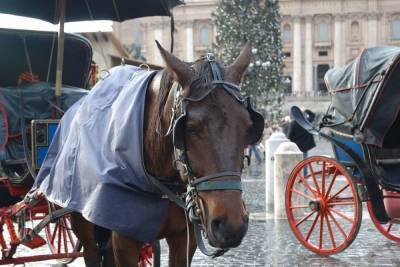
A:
[159,53,264,257]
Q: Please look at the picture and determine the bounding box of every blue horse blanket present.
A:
[32,65,169,242]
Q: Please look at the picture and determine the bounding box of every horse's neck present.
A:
[143,71,177,180]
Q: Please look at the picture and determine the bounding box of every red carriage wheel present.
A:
[285,156,362,255]
[139,242,160,267]
[367,201,400,242]
[44,205,82,264]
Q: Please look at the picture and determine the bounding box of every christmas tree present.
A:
[213,0,284,122]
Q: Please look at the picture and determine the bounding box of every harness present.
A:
[148,53,264,258]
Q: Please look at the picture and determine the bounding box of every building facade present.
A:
[113,0,400,95]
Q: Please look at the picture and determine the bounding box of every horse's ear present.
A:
[155,40,193,88]
[225,43,251,84]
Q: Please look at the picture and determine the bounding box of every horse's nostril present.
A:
[209,216,247,248]
[211,217,224,233]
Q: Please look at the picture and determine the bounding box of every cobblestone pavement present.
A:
[14,139,400,266]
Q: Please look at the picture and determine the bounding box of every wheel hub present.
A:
[309,200,321,212]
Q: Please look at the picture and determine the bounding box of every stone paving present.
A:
[13,139,400,266]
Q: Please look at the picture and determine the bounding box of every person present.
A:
[285,109,316,159]
[249,143,262,164]
[281,115,291,136]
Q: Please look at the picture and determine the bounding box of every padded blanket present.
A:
[32,65,169,242]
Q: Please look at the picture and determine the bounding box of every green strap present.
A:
[195,180,242,191]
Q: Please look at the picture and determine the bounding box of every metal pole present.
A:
[55,0,66,99]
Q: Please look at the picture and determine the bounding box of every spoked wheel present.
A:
[367,201,400,242]
[44,204,82,264]
[285,156,362,255]
[139,241,160,267]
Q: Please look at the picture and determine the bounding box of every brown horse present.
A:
[70,42,262,267]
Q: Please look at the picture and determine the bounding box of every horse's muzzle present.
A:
[209,214,249,249]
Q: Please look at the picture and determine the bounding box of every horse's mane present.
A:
[156,59,221,134]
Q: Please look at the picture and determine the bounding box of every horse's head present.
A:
[157,42,264,249]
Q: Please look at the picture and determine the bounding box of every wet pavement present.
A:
[13,139,400,266]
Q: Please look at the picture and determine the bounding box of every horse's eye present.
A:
[186,124,199,135]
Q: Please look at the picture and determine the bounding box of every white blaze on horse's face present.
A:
[157,41,252,249]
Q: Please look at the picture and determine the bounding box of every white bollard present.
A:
[265,132,289,214]
[274,142,303,220]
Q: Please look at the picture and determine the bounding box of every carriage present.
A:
[0,27,161,267]
[0,27,89,265]
[0,0,183,265]
[285,46,400,255]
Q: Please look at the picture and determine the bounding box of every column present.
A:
[185,22,194,62]
[292,16,302,94]
[213,24,217,43]
[334,15,343,68]
[304,16,313,94]
[153,23,163,65]
[367,0,378,11]
[366,13,378,47]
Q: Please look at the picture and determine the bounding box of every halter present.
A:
[167,54,245,194]
[165,53,263,257]
[148,53,264,258]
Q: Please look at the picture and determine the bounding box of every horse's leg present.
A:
[158,203,197,267]
[70,212,101,267]
[166,224,197,267]
[111,231,142,267]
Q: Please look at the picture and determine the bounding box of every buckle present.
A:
[206,53,216,62]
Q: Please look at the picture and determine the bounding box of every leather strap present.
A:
[193,223,227,258]
[191,171,240,186]
[195,180,242,191]
[21,207,71,245]
[190,171,242,191]
[146,175,185,209]
[207,53,223,81]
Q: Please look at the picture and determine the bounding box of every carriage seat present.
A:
[375,148,400,165]
[374,148,400,219]
[373,148,400,190]
[1,159,26,166]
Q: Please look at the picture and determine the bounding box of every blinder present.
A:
[246,98,265,145]
[172,112,186,150]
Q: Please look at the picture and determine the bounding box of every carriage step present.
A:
[20,228,46,249]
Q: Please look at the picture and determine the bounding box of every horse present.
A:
[69,42,264,267]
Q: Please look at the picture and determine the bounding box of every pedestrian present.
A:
[285,109,316,159]
[280,115,291,136]
[249,143,262,164]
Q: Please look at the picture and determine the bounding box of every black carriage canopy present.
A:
[0,28,92,88]
[326,46,400,147]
